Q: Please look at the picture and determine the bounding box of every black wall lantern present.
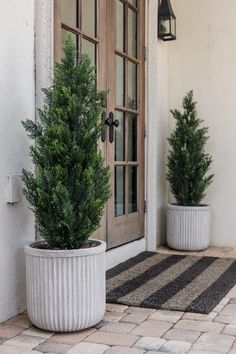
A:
[158,0,176,41]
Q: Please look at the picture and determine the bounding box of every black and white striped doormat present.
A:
[106,252,236,314]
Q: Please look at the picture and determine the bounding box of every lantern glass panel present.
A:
[170,15,176,37]
[159,15,171,36]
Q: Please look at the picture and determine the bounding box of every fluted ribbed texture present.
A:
[167,204,210,251]
[25,240,106,332]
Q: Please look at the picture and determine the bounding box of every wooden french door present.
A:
[105,0,145,249]
[55,0,145,249]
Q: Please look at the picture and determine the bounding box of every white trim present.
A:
[35,0,54,240]
[144,0,159,251]
[144,0,169,250]
[106,238,146,270]
[35,0,54,109]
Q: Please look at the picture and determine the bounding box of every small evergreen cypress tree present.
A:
[22,37,110,249]
[167,91,214,206]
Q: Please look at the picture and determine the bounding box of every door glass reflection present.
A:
[116,55,125,106]
[61,0,77,28]
[128,166,137,213]
[82,0,96,37]
[128,114,137,161]
[62,30,78,53]
[82,39,96,66]
[128,9,137,58]
[115,112,125,161]
[115,166,125,217]
[116,0,125,52]
[128,61,137,109]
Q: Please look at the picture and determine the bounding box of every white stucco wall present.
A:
[145,0,169,250]
[0,1,35,322]
[168,0,236,246]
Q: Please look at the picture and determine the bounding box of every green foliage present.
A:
[22,37,111,249]
[167,91,214,206]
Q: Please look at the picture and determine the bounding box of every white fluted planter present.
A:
[25,239,106,332]
[167,204,210,251]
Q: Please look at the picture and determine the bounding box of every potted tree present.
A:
[166,91,214,251]
[22,38,110,332]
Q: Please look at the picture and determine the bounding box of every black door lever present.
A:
[104,112,119,143]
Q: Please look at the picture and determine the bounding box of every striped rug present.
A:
[106,252,236,314]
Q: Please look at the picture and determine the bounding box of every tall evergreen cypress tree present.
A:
[22,38,110,249]
[167,91,214,206]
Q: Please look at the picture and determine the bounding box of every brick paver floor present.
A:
[0,246,235,354]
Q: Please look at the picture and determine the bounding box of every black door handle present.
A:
[104,112,119,143]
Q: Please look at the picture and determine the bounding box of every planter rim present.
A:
[167,203,210,211]
[25,239,106,258]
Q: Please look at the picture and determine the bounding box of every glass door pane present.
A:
[115,111,125,161]
[128,61,137,109]
[61,0,77,28]
[82,0,96,37]
[115,166,125,217]
[116,0,125,52]
[128,8,137,58]
[61,29,78,50]
[116,56,125,106]
[128,166,137,213]
[82,39,96,65]
[128,113,137,161]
